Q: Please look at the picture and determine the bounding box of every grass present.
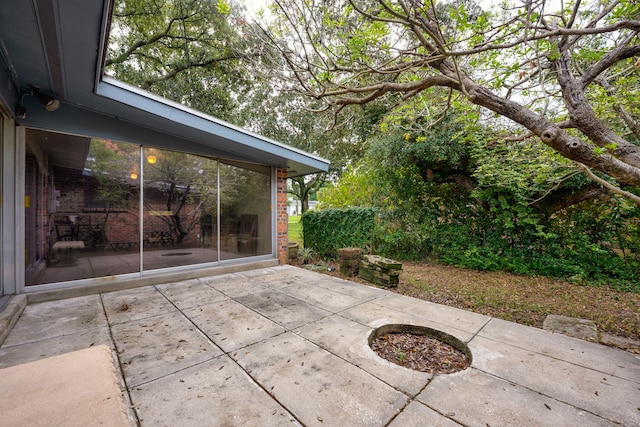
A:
[288,215,303,246]
[395,262,640,345]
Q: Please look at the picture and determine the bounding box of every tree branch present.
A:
[530,181,608,214]
[581,37,640,87]
[446,20,640,58]
[552,49,640,169]
[139,53,249,89]
[575,162,640,205]
[107,16,184,66]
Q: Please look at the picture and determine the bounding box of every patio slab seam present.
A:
[463,315,494,344]
[463,365,620,425]
[470,330,640,383]
[148,285,309,425]
[153,284,284,357]
[381,387,432,427]
[98,293,142,426]
[224,353,305,426]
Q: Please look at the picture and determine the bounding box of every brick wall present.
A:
[276,167,288,264]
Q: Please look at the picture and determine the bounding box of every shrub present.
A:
[302,207,375,258]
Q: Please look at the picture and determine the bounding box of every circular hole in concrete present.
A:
[369,324,472,374]
[161,252,193,257]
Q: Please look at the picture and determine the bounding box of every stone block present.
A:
[338,247,363,260]
[543,315,598,342]
[362,254,402,270]
[339,247,363,276]
[358,255,402,287]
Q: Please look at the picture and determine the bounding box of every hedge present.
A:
[301,207,375,258]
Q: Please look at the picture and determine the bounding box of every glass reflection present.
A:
[142,148,218,269]
[24,131,271,286]
[25,135,141,284]
[220,162,271,260]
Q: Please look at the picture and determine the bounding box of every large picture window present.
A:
[24,130,273,286]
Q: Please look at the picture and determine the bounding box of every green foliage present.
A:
[106,0,257,123]
[301,207,375,258]
[548,196,640,290]
[322,123,640,291]
[377,184,640,291]
[267,0,640,194]
[470,137,578,202]
[242,87,379,212]
[216,0,230,15]
[317,164,377,208]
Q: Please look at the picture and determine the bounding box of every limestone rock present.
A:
[543,314,598,342]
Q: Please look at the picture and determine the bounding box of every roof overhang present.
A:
[0,0,329,177]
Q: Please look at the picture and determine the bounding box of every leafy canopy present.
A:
[265,0,640,202]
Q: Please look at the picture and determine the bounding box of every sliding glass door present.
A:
[24,130,272,286]
[25,134,141,284]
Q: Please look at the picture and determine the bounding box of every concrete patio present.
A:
[0,265,638,426]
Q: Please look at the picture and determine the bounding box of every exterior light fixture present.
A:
[15,105,26,119]
[14,89,59,119]
[130,172,138,180]
[39,95,60,112]
[146,155,157,164]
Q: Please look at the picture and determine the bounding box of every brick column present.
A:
[276,167,288,264]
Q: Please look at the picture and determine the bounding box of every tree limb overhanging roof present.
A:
[0,0,328,177]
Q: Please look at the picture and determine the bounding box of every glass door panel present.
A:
[219,162,272,260]
[26,133,141,285]
[142,148,218,270]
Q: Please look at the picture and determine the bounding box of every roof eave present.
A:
[96,78,330,176]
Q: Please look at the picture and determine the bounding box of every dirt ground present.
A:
[293,259,640,349]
